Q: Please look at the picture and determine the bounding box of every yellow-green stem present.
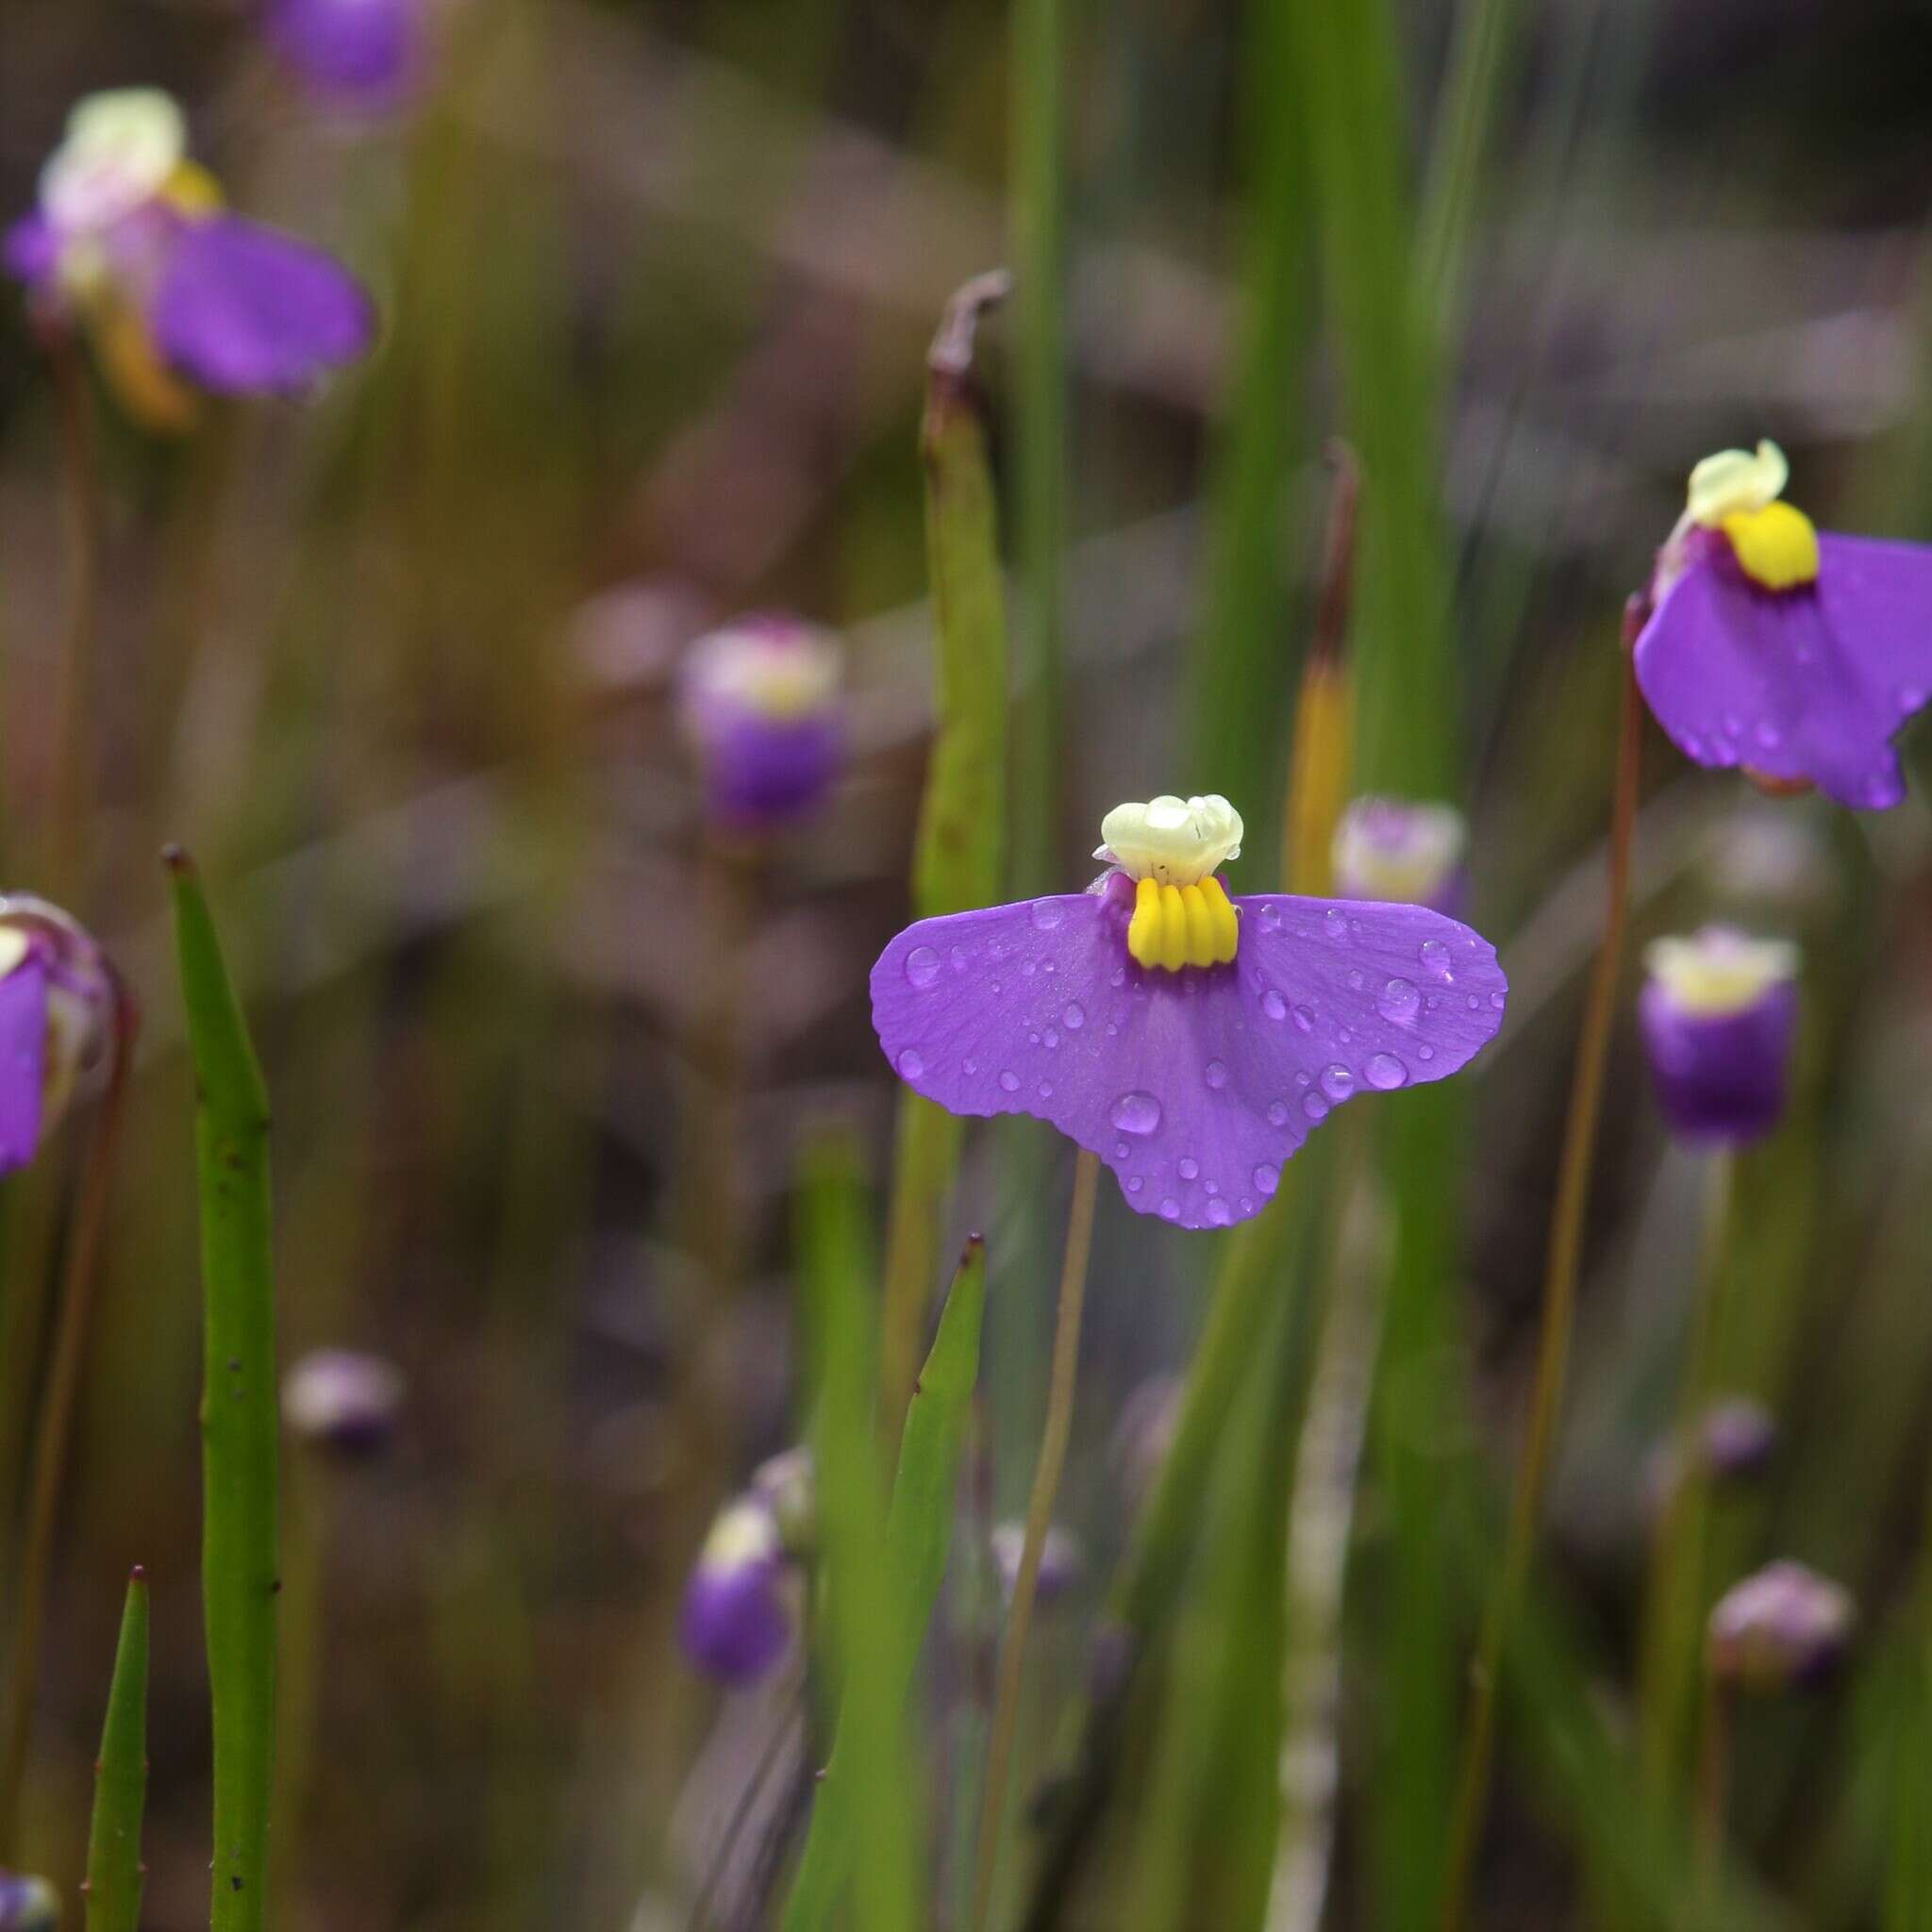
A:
[971,1147,1099,1932]
[47,338,105,905]
[1439,619,1645,1932]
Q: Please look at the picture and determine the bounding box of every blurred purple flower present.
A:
[1636,441,1932,809]
[1707,1558,1854,1693]
[6,90,375,431]
[0,896,115,1177]
[677,614,845,834]
[1639,926,1798,1143]
[267,0,426,110]
[0,1872,58,1930]
[872,794,1508,1229]
[991,1522,1084,1607]
[1330,797,1467,914]
[1700,1395,1778,1480]
[282,1348,408,1455]
[748,1445,815,1558]
[680,1498,792,1686]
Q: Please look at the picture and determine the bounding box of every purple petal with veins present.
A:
[149,215,375,395]
[872,884,1507,1230]
[1635,532,1932,810]
[0,961,47,1174]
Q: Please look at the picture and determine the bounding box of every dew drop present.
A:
[1109,966,1127,989]
[1366,1052,1408,1090]
[1491,991,1505,1008]
[1159,1197,1181,1222]
[1417,1044,1435,1062]
[1321,1064,1355,1102]
[1204,1180,1220,1196]
[1347,968,1365,991]
[1063,1002,1086,1030]
[1266,1101,1291,1126]
[1032,900,1065,929]
[896,1049,924,1078]
[1037,1081,1053,1099]
[1904,685,1927,712]
[1110,1091,1163,1136]
[1205,1059,1228,1090]
[1755,721,1783,750]
[1126,1177,1143,1193]
[1376,977,1420,1023]
[1178,1157,1200,1180]
[1467,994,1480,1010]
[1258,904,1282,932]
[905,945,941,990]
[1206,1198,1233,1227]
[1044,1029,1059,1048]
[1723,711,1744,738]
[1324,908,1348,941]
[963,1058,978,1074]
[950,947,968,972]
[1262,990,1289,1022]
[1254,1163,1280,1198]
[1106,1023,1119,1037]
[1304,1091,1330,1122]
[1420,939,1455,983]
[1291,1004,1315,1033]
[999,1070,1021,1092]
[1022,959,1037,977]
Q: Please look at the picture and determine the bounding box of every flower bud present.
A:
[676,614,844,834]
[0,1871,58,1929]
[748,1446,814,1559]
[268,0,426,110]
[1700,1395,1777,1480]
[281,1348,407,1456]
[990,1523,1084,1607]
[1640,927,1798,1143]
[680,1499,791,1685]
[1707,1559,1853,1693]
[0,896,115,1176]
[1330,798,1467,914]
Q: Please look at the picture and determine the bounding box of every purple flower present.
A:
[7,89,375,430]
[872,794,1508,1229]
[1636,440,1932,809]
[991,1523,1084,1607]
[677,615,845,833]
[1639,926,1798,1144]
[1707,1558,1854,1693]
[1699,1395,1778,1480]
[266,0,426,110]
[748,1446,815,1557]
[0,1872,58,1930]
[680,1499,793,1685]
[0,897,115,1177]
[282,1348,408,1455]
[1330,797,1467,913]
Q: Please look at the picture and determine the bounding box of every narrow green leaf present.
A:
[84,1567,149,1932]
[881,275,1011,1419]
[168,848,278,1932]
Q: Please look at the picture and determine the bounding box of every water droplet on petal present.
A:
[1347,968,1365,991]
[1366,1052,1407,1090]
[963,1058,977,1074]
[950,947,968,972]
[1291,1005,1315,1033]
[1038,1081,1053,1099]
[1417,1044,1435,1062]
[1324,908,1348,941]
[1258,904,1282,932]
[1022,959,1036,977]
[1178,1157,1200,1180]
[1110,966,1126,989]
[1304,1091,1329,1122]
[905,946,941,990]
[1044,1029,1059,1048]
[1206,1197,1232,1226]
[1321,1064,1355,1102]
[1254,1163,1279,1198]
[1420,939,1454,983]
[1127,1177,1142,1193]
[1063,1002,1086,1030]
[1756,721,1783,750]
[1491,991,1505,1008]
[1266,1101,1290,1126]
[1376,977,1420,1023]
[999,1070,1021,1092]
[1032,900,1064,929]
[1262,990,1288,1022]
[1205,1059,1228,1090]
[1110,1091,1163,1136]
[1159,1197,1180,1222]
[897,1049,924,1078]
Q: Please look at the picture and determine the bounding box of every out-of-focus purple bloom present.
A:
[677,615,845,834]
[1636,440,1932,809]
[991,1522,1084,1607]
[7,89,375,430]
[0,1871,58,1930]
[0,896,115,1177]
[748,1446,814,1558]
[680,1499,792,1686]
[1330,797,1467,914]
[267,0,426,110]
[872,794,1507,1229]
[1700,1395,1778,1479]
[282,1348,408,1455]
[1707,1558,1854,1693]
[1639,926,1798,1143]
[1112,1373,1181,1511]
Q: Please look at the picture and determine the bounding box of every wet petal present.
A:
[871,891,1507,1229]
[1635,535,1932,810]
[149,214,375,394]
[0,962,48,1174]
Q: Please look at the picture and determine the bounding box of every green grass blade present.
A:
[167,848,278,1932]
[881,276,1011,1419]
[84,1566,150,1932]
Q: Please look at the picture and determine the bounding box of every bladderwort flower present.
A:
[5,89,375,432]
[1330,796,1467,914]
[679,1496,794,1686]
[677,614,846,835]
[1707,1558,1854,1693]
[1639,927,1798,1144]
[267,0,427,110]
[872,794,1508,1229]
[282,1348,408,1456]
[1636,440,1932,809]
[0,896,116,1176]
[0,1871,58,1931]
[991,1522,1083,1607]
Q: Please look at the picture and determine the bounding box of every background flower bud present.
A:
[282,1348,408,1456]
[1707,1558,1854,1693]
[679,1499,791,1685]
[1330,797,1467,914]
[1700,1395,1778,1480]
[1639,927,1799,1143]
[748,1446,814,1559]
[0,1871,58,1930]
[990,1522,1084,1607]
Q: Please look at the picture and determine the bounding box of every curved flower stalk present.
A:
[1636,441,1932,808]
[6,90,375,431]
[872,794,1509,1230]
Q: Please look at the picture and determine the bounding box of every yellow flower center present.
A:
[1125,876,1241,973]
[1719,501,1820,592]
[1645,928,1798,1017]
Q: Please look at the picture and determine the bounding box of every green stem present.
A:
[168,848,279,1932]
[971,1148,1098,1932]
[47,337,105,905]
[0,966,139,1856]
[1439,613,1645,1932]
[85,1566,151,1932]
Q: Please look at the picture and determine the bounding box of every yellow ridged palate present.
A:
[1127,874,1241,972]
[1721,501,1819,593]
